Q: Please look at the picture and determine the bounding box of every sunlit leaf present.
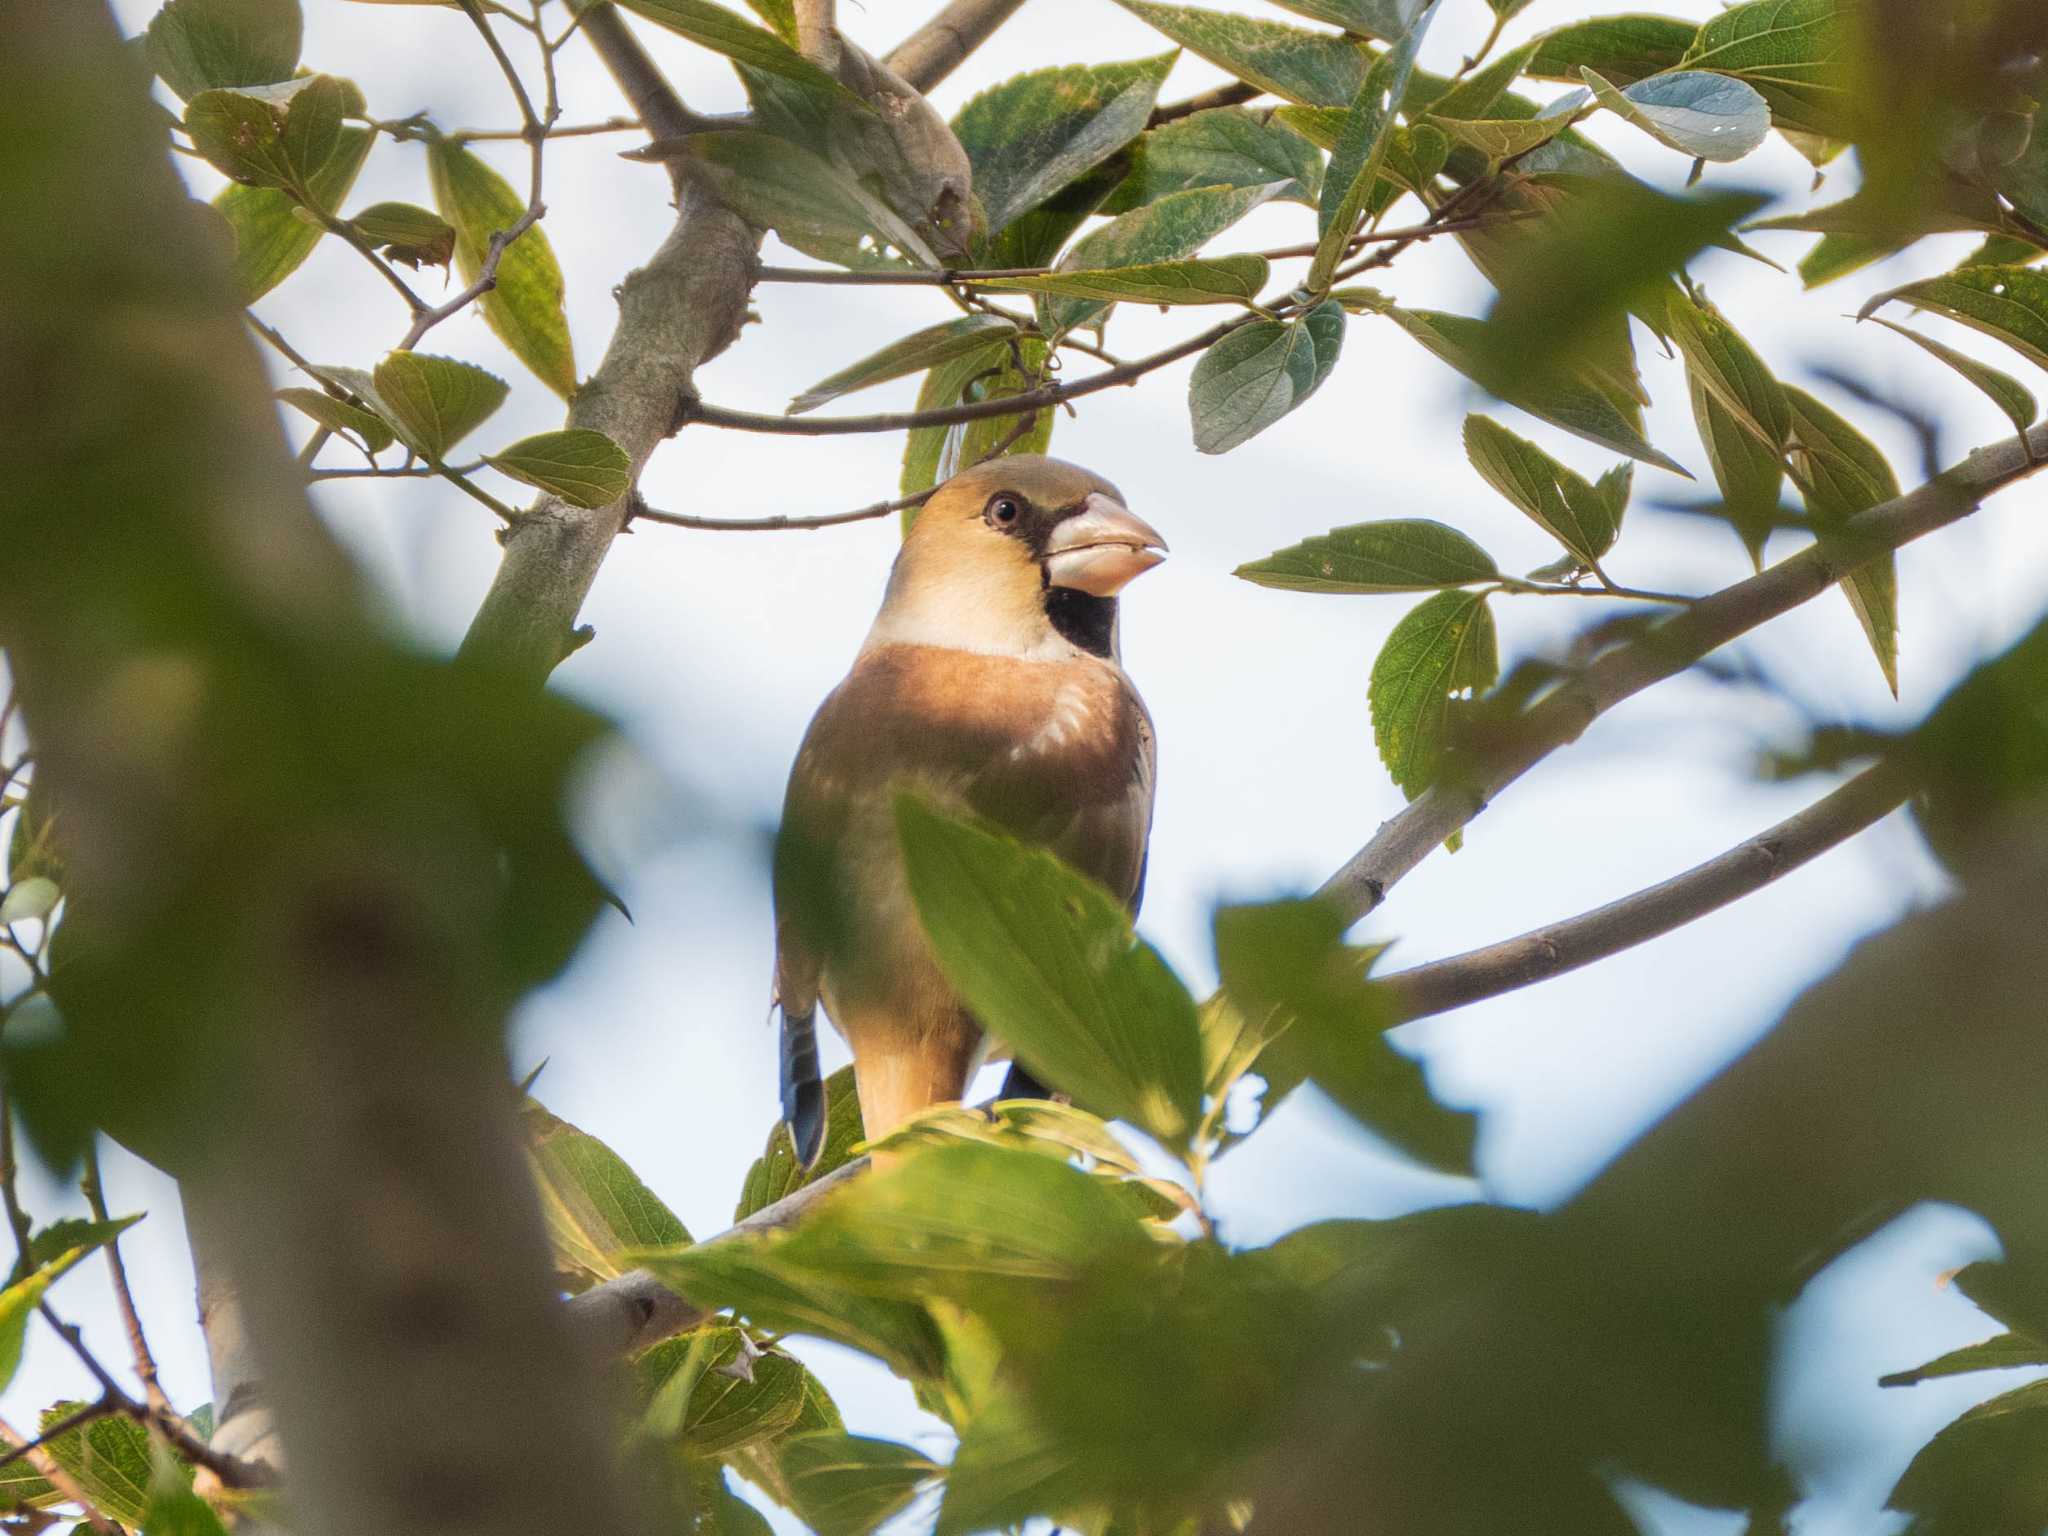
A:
[778,1431,940,1536]
[1676,0,1850,139]
[217,126,373,300]
[39,1409,153,1527]
[790,316,1018,416]
[482,429,631,509]
[736,1065,865,1222]
[1235,518,1498,593]
[1860,315,2038,438]
[368,352,510,461]
[639,1330,807,1453]
[145,0,301,100]
[1108,0,1368,107]
[519,1097,690,1293]
[1311,0,1439,290]
[1425,113,1570,161]
[1369,589,1499,801]
[183,89,297,188]
[977,253,1270,308]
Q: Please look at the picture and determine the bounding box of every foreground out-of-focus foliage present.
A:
[7,0,2048,1530]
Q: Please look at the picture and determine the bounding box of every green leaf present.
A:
[0,1252,80,1393]
[183,89,298,188]
[1463,414,1625,564]
[639,1330,808,1453]
[1108,0,1368,107]
[1272,104,1347,152]
[485,430,631,508]
[1265,0,1425,43]
[612,0,864,108]
[1214,900,1475,1175]
[368,352,510,461]
[1311,1,1439,291]
[736,1065,865,1222]
[1664,293,1791,454]
[1415,39,1539,120]
[1889,1378,2048,1530]
[1103,106,1324,211]
[1369,589,1499,800]
[1859,265,2048,375]
[1796,230,1900,290]
[790,316,1017,415]
[1188,301,1344,455]
[39,1409,153,1528]
[279,73,344,188]
[141,1447,230,1536]
[1044,181,1282,334]
[349,200,456,269]
[1860,315,2038,437]
[426,140,576,398]
[683,130,939,271]
[1235,518,1498,593]
[1378,304,1687,473]
[277,386,394,452]
[1579,66,1770,162]
[520,1097,690,1293]
[145,0,301,100]
[952,55,1176,238]
[216,126,372,300]
[899,339,1013,498]
[1685,369,1783,571]
[778,1431,940,1536]
[0,878,59,925]
[1881,1333,2048,1388]
[1425,113,1570,162]
[1676,0,1849,140]
[1784,386,1900,695]
[1525,15,1699,86]
[978,253,1270,309]
[894,799,1204,1151]
[958,335,1056,479]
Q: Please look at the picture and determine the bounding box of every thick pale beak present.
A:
[1043,493,1169,597]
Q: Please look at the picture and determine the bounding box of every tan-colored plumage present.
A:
[772,456,1164,1156]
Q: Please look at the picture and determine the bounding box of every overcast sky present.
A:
[15,1,2048,1530]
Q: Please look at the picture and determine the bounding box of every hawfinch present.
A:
[772,455,1167,1162]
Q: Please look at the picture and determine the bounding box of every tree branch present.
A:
[882,0,1032,92]
[1377,758,1916,1022]
[1150,81,1259,126]
[579,3,698,144]
[1316,420,2048,926]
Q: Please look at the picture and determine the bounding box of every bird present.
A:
[770,454,1167,1165]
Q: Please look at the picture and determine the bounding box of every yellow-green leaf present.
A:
[486,429,632,510]
[369,351,510,460]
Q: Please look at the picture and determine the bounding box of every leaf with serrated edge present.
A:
[1106,106,1323,210]
[427,141,576,397]
[1045,181,1283,333]
[1580,66,1770,162]
[1861,315,2038,435]
[1109,0,1368,107]
[1860,265,2048,374]
[369,352,510,461]
[779,1431,940,1536]
[1236,518,1497,593]
[1676,0,1849,140]
[486,430,632,510]
[790,316,1017,415]
[521,1098,689,1292]
[1369,590,1499,800]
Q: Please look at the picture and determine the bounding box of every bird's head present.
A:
[866,455,1168,660]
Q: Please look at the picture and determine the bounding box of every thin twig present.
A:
[454,116,640,142]
[81,1147,172,1419]
[1149,80,1259,126]
[0,1415,115,1535]
[1495,577,1695,606]
[1378,759,1915,1021]
[311,459,487,481]
[0,1099,35,1284]
[0,1399,120,1479]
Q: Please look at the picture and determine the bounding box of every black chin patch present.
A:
[1043,585,1118,658]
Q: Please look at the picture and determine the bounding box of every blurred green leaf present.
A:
[1272,104,1347,151]
[1103,106,1324,211]
[0,877,59,925]
[183,88,297,188]
[1796,230,1901,290]
[736,1065,865,1222]
[39,1408,153,1527]
[1860,314,2038,437]
[1109,1,1368,107]
[23,1213,142,1277]
[484,429,630,509]
[639,1329,808,1453]
[1377,304,1688,472]
[349,200,456,269]
[952,54,1175,238]
[1464,414,1625,564]
[894,798,1204,1152]
[520,1097,689,1293]
[790,316,1017,416]
[1665,292,1791,454]
[145,0,300,100]
[1311,1,1438,290]
[613,0,865,107]
[1215,899,1476,1173]
[1685,367,1784,571]
[279,73,344,187]
[957,334,1056,476]
[1880,1333,2048,1388]
[1044,181,1283,333]
[141,1446,230,1536]
[1889,1378,2048,1531]
[217,125,372,300]
[0,1248,88,1393]
[1676,0,1849,139]
[426,139,577,398]
[277,386,393,454]
[685,130,939,271]
[368,352,509,461]
[1188,301,1344,455]
[777,1431,939,1536]
[978,253,1270,308]
[1525,15,1699,85]
[1235,518,1498,593]
[1579,66,1771,162]
[1369,589,1499,801]
[899,340,1012,498]
[1860,265,2048,374]
[1784,386,1900,695]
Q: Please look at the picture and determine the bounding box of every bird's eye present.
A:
[986,495,1022,529]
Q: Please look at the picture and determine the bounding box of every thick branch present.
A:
[1316,420,2048,926]
[580,4,698,143]
[883,0,1032,92]
[1378,759,1915,1022]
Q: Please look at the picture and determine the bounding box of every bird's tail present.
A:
[779,1004,826,1167]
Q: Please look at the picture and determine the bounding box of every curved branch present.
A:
[883,0,1032,92]
[1317,420,2048,925]
[1377,759,1915,1022]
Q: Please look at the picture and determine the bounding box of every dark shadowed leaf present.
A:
[952,54,1176,236]
[778,1431,940,1536]
[1580,66,1770,162]
[426,140,576,397]
[349,200,456,268]
[145,0,301,100]
[486,429,632,510]
[1369,589,1499,801]
[613,0,865,107]
[1525,15,1699,85]
[1859,265,2048,374]
[1889,1379,2048,1530]
[368,352,510,461]
[1880,1334,2048,1388]
[1236,519,1498,593]
[520,1097,690,1292]
[1188,301,1344,455]
[639,1330,808,1454]
[894,799,1204,1151]
[1109,0,1368,106]
[1104,106,1324,210]
[790,316,1018,415]
[183,89,297,188]
[735,1065,865,1222]
[1045,181,1283,333]
[1311,1,1439,290]
[978,254,1270,308]
[216,126,372,300]
[1784,386,1900,695]
[1676,0,1849,139]
[1860,315,2038,437]
[1463,415,1625,564]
